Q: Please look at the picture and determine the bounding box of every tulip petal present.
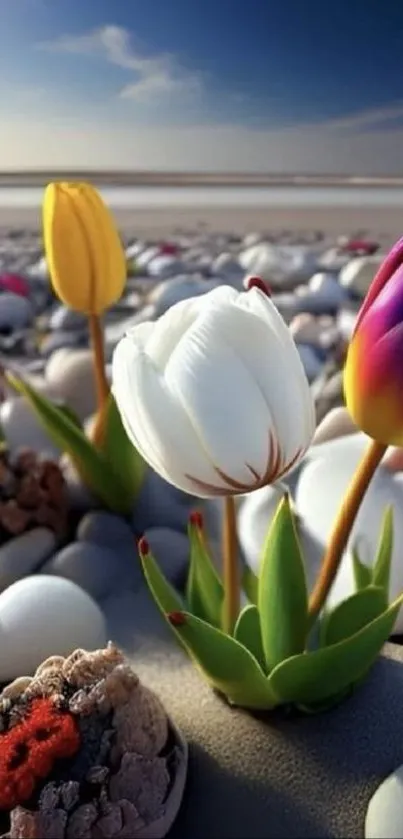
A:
[345,322,403,445]
[164,306,274,486]
[144,286,238,370]
[237,289,315,449]
[354,236,403,335]
[112,336,227,496]
[224,289,314,467]
[76,185,126,312]
[43,184,93,312]
[358,263,403,339]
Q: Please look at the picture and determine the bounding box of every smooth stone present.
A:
[296,434,403,631]
[45,348,97,421]
[0,575,107,682]
[0,528,57,592]
[60,454,98,512]
[147,255,185,278]
[313,369,344,423]
[49,304,88,331]
[132,469,194,535]
[0,292,33,329]
[337,305,359,342]
[149,276,220,317]
[131,634,403,838]
[318,245,352,271]
[340,254,383,296]
[136,245,161,269]
[0,395,61,457]
[103,305,156,352]
[40,330,85,357]
[306,272,348,310]
[296,344,323,381]
[26,255,48,278]
[271,292,299,323]
[143,527,191,585]
[238,484,322,593]
[365,765,403,838]
[239,243,318,286]
[290,313,340,350]
[313,406,359,445]
[42,539,143,600]
[211,253,244,284]
[76,510,135,549]
[125,241,146,261]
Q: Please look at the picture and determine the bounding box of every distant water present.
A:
[1,184,403,208]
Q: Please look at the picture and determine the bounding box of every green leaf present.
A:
[168,611,279,709]
[372,506,394,594]
[258,495,308,671]
[241,566,259,605]
[268,595,403,706]
[234,604,266,671]
[7,373,131,515]
[185,518,224,627]
[56,403,83,429]
[352,544,372,591]
[140,543,185,615]
[100,393,146,503]
[320,586,388,647]
[140,542,188,654]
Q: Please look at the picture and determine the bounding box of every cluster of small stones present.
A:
[0,643,181,839]
[0,447,68,541]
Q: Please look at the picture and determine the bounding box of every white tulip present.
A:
[112,284,315,498]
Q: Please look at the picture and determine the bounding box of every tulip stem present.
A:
[222,496,240,635]
[88,313,110,411]
[308,438,387,622]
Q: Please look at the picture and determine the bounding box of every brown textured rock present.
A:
[0,644,188,839]
[0,447,68,540]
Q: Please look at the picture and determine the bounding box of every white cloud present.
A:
[38,25,203,103]
[320,102,403,132]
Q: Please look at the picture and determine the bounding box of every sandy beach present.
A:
[0,203,402,245]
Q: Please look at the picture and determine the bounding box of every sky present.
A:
[2,0,403,173]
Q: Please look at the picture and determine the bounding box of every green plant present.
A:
[7,373,146,516]
[139,498,402,712]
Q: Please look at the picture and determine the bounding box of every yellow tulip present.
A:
[43,182,126,315]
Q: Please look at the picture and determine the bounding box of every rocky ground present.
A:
[0,220,402,836]
[0,223,400,661]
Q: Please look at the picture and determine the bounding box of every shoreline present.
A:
[0,203,402,246]
[2,171,403,188]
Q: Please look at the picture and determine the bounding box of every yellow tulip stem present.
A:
[222,495,240,635]
[88,313,110,412]
[308,438,387,622]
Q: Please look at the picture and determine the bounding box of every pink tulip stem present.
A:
[308,438,387,622]
[88,313,110,446]
[222,496,241,635]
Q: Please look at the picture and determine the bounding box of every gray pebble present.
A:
[76,511,134,549]
[40,331,85,358]
[132,470,193,535]
[0,527,57,592]
[42,540,143,601]
[49,305,88,332]
[142,527,190,585]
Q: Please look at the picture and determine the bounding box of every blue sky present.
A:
[2,0,403,172]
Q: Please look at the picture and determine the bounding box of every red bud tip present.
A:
[245,275,272,297]
[167,611,186,627]
[189,510,203,528]
[138,537,150,556]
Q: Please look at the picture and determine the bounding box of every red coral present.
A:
[0,697,80,810]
